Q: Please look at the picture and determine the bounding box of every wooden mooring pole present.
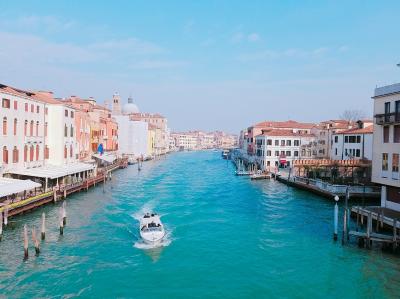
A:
[62,201,67,226]
[0,212,3,241]
[393,218,397,252]
[59,207,64,235]
[41,212,46,240]
[32,227,40,255]
[4,206,8,227]
[366,212,372,249]
[23,224,29,260]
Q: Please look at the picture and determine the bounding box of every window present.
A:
[45,107,48,115]
[356,136,361,143]
[64,146,67,159]
[267,150,271,156]
[44,146,49,159]
[64,124,68,137]
[345,149,348,156]
[294,140,300,146]
[13,118,17,135]
[275,151,279,156]
[71,111,74,118]
[2,98,10,108]
[383,126,390,143]
[275,140,279,146]
[394,126,400,143]
[24,120,28,136]
[31,104,34,113]
[30,121,34,136]
[13,101,17,110]
[294,151,299,157]
[335,148,338,155]
[44,122,48,137]
[287,140,291,146]
[24,145,27,162]
[345,136,349,143]
[281,140,285,146]
[65,110,68,117]
[25,103,28,112]
[393,154,399,173]
[3,146,8,164]
[2,117,7,135]
[334,136,338,143]
[356,149,360,157]
[30,145,34,162]
[286,151,291,157]
[12,146,18,163]
[36,144,39,160]
[267,139,272,146]
[382,153,388,171]
[36,121,39,136]
[280,151,285,156]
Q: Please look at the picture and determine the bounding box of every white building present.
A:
[330,122,373,161]
[171,133,198,150]
[0,85,46,173]
[372,83,400,211]
[114,115,148,158]
[254,129,317,170]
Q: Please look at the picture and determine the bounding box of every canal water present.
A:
[0,151,400,298]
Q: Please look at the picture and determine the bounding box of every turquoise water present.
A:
[0,151,400,298]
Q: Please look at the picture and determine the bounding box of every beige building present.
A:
[372,83,400,211]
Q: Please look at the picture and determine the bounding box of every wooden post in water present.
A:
[63,188,67,199]
[23,224,28,260]
[62,201,67,226]
[0,212,3,241]
[366,212,372,249]
[32,227,40,255]
[53,190,57,202]
[4,206,8,227]
[41,212,46,240]
[342,208,347,245]
[333,195,339,241]
[356,206,360,232]
[376,209,381,232]
[59,207,64,235]
[393,218,397,252]
[380,209,384,229]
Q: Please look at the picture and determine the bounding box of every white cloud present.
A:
[130,60,188,70]
[231,32,244,43]
[231,32,261,43]
[237,47,331,62]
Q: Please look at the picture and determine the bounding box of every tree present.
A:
[339,109,366,122]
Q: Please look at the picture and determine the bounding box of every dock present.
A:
[0,158,128,218]
[275,175,380,200]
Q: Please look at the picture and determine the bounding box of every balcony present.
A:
[375,112,400,125]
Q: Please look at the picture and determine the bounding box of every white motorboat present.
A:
[139,213,165,243]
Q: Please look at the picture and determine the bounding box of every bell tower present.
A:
[112,92,121,115]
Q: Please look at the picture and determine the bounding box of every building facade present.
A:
[372,83,400,211]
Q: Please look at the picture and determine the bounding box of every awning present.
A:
[7,163,95,179]
[92,153,117,163]
[0,177,41,197]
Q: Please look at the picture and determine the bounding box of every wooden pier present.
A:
[0,159,127,218]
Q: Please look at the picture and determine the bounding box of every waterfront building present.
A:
[254,129,316,170]
[371,83,400,211]
[171,132,198,150]
[147,124,156,156]
[241,120,315,157]
[330,120,373,161]
[0,84,47,173]
[310,120,354,158]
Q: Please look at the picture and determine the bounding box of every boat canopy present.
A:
[92,153,117,164]
[0,177,41,197]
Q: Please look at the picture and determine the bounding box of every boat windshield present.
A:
[142,226,163,232]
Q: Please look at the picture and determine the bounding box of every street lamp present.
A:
[333,195,339,241]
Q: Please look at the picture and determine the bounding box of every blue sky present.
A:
[0,1,399,133]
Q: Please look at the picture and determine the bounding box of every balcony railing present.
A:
[375,112,400,125]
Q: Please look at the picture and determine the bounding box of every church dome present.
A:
[122,97,139,114]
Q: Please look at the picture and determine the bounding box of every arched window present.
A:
[3,146,8,164]
[30,120,34,136]
[44,146,49,159]
[24,145,27,162]
[44,122,48,137]
[13,118,17,136]
[70,144,73,157]
[64,124,68,137]
[64,146,67,159]
[3,117,7,135]
[36,121,39,136]
[12,146,18,163]
[70,125,73,137]
[24,120,28,136]
[36,144,39,160]
[30,145,34,162]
